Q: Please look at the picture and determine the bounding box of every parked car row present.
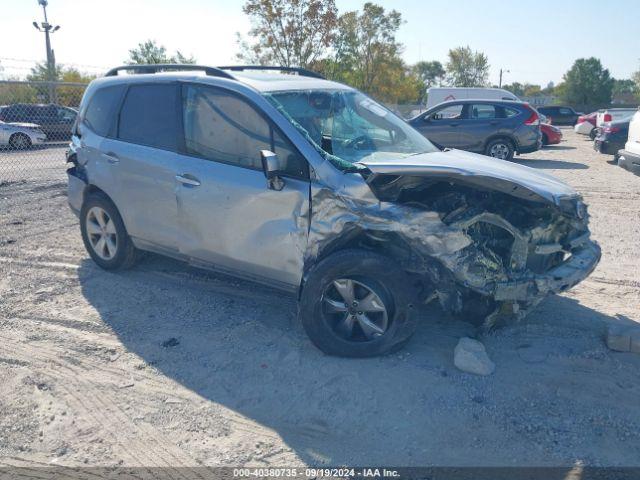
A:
[0,103,77,148]
[571,105,640,177]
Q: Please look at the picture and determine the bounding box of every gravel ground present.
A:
[0,129,639,469]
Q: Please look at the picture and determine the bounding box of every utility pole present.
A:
[33,0,60,103]
[498,68,510,88]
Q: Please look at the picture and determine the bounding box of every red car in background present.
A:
[540,123,562,145]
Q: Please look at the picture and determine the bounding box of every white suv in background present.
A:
[617,109,640,176]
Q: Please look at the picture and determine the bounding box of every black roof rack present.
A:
[218,65,324,79]
[105,64,235,79]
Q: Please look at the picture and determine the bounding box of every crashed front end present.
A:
[306,160,601,328]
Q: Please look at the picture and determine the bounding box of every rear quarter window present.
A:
[503,107,520,118]
[83,85,126,137]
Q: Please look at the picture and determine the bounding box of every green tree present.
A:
[611,78,638,103]
[237,0,338,68]
[560,57,613,107]
[125,40,196,64]
[523,84,542,97]
[412,60,445,101]
[445,46,489,87]
[27,62,64,82]
[502,82,525,96]
[325,3,420,103]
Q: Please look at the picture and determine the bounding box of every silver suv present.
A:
[67,64,601,357]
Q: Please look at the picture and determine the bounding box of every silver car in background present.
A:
[66,64,600,357]
[0,119,46,149]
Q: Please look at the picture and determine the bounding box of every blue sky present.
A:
[2,0,639,85]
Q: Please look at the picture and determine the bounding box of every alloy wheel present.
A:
[489,143,510,159]
[10,134,30,150]
[322,278,389,342]
[86,206,118,260]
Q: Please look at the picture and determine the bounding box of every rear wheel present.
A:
[9,133,31,150]
[80,193,139,270]
[589,128,597,140]
[300,249,418,357]
[485,138,514,160]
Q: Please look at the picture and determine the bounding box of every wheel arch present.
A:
[299,228,428,300]
[81,184,132,233]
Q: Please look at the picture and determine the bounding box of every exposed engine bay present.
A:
[306,172,601,328]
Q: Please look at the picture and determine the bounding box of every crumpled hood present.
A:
[357,149,577,205]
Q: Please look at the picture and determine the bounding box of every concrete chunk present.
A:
[454,337,495,376]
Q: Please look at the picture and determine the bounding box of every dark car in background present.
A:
[537,106,580,126]
[594,118,630,156]
[0,103,77,141]
[408,99,541,160]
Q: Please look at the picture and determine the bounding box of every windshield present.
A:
[264,89,439,170]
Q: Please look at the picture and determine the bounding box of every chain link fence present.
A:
[0,81,87,194]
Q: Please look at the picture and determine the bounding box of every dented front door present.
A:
[174,155,310,287]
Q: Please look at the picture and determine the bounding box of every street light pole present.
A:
[499,68,510,88]
[33,0,60,103]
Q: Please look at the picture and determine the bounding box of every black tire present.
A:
[299,249,418,357]
[589,128,597,141]
[485,138,514,160]
[80,192,139,270]
[9,133,32,150]
[541,133,549,146]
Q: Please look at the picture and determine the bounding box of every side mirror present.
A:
[260,150,285,191]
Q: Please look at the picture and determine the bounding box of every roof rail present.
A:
[218,65,324,79]
[105,64,235,79]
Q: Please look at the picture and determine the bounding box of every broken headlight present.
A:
[557,196,587,219]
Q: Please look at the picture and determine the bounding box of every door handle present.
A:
[449,123,459,127]
[175,174,201,187]
[103,152,119,164]
[489,121,499,125]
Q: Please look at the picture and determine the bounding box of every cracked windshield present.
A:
[266,89,439,165]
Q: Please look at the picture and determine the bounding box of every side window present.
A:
[559,108,572,115]
[431,104,464,121]
[182,85,270,170]
[272,128,308,178]
[57,107,76,121]
[118,84,178,151]
[503,107,519,118]
[83,85,126,137]
[470,104,497,119]
[183,84,308,178]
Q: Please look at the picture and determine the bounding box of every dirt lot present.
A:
[1,129,639,469]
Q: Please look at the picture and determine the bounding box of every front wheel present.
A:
[9,133,32,150]
[485,138,514,160]
[299,250,418,357]
[589,128,597,140]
